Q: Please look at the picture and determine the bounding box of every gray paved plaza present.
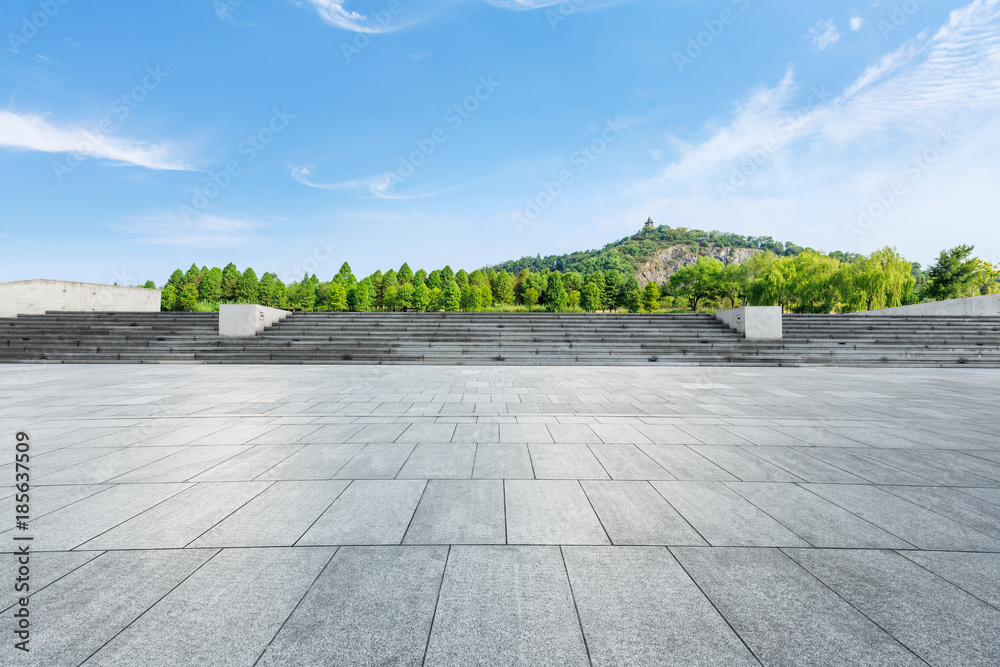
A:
[2,364,1000,665]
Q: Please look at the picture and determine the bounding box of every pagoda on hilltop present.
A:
[643,217,654,230]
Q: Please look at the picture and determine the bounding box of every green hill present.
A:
[493,222,859,284]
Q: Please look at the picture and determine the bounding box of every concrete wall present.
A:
[219,304,290,336]
[857,294,1000,316]
[0,279,160,318]
[714,306,783,340]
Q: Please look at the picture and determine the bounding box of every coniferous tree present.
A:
[327,280,347,311]
[642,282,660,312]
[200,267,223,303]
[235,268,260,304]
[547,272,568,312]
[494,271,515,306]
[441,280,461,312]
[221,263,240,302]
[179,283,199,311]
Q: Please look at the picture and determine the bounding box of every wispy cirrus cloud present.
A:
[301,0,407,33]
[809,19,841,51]
[0,110,190,171]
[289,165,367,190]
[638,0,1000,193]
[112,211,266,246]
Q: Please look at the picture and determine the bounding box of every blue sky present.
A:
[1,0,998,285]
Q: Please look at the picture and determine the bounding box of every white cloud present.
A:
[809,19,841,50]
[850,14,864,31]
[0,110,190,171]
[302,0,401,33]
[289,165,366,190]
[112,211,266,246]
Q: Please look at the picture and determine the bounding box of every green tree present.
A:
[398,263,414,284]
[567,290,581,309]
[142,280,157,289]
[626,288,641,313]
[523,287,540,311]
[221,263,240,301]
[669,257,724,312]
[167,268,184,289]
[182,263,203,289]
[258,272,276,307]
[546,272,568,312]
[398,282,415,309]
[327,280,347,311]
[840,247,915,311]
[603,270,623,311]
[426,270,442,290]
[440,265,455,283]
[200,267,223,303]
[641,282,660,312]
[581,282,602,312]
[337,262,356,285]
[413,282,431,311]
[460,284,481,312]
[347,280,375,312]
[160,284,177,311]
[925,245,980,301]
[178,283,199,311]
[441,280,462,312]
[235,268,259,304]
[479,284,493,310]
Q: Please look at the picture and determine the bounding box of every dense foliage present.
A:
[492,225,823,275]
[146,241,998,315]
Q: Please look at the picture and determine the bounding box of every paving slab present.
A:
[727,482,913,549]
[505,480,610,545]
[332,442,416,479]
[258,546,447,667]
[298,479,427,545]
[804,483,1000,551]
[1,550,214,667]
[257,443,363,479]
[564,546,757,666]
[397,442,476,478]
[651,481,808,547]
[424,546,590,666]
[79,481,270,550]
[404,480,506,544]
[529,443,610,479]
[84,547,334,667]
[472,443,534,478]
[900,551,1000,609]
[788,548,1000,666]
[673,547,922,666]
[581,481,705,546]
[189,480,351,547]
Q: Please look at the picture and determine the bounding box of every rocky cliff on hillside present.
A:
[636,245,761,285]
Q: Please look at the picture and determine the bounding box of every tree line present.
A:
[146,244,998,314]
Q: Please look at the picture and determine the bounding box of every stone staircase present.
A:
[0,311,997,366]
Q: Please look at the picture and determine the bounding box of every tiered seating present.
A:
[0,311,997,366]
